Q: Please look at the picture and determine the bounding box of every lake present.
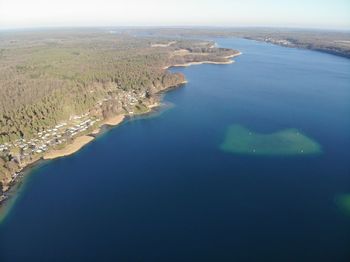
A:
[0,38,349,262]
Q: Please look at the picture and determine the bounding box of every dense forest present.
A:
[0,29,237,195]
[0,32,170,143]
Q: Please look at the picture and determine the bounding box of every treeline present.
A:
[0,31,233,143]
[0,32,184,143]
[130,28,350,59]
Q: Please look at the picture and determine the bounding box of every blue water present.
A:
[1,38,350,262]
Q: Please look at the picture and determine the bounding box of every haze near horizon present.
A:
[0,0,349,30]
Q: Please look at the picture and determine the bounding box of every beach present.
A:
[103,114,125,126]
[44,136,95,160]
[44,115,125,160]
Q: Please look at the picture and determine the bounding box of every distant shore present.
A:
[164,60,233,69]
[163,52,242,69]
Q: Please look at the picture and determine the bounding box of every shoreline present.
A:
[0,52,240,210]
[103,114,125,126]
[164,60,233,69]
[44,115,125,160]
[43,136,95,160]
[0,101,163,209]
[225,52,242,59]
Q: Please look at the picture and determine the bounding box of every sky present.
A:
[0,0,349,30]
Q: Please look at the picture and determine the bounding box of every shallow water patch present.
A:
[220,124,322,156]
[335,194,350,217]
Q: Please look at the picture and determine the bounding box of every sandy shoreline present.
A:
[43,114,125,160]
[103,114,125,126]
[91,128,100,135]
[147,102,160,109]
[44,136,95,160]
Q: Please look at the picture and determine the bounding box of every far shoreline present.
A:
[163,52,242,69]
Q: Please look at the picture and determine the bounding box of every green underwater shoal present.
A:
[220,124,322,156]
[336,194,350,217]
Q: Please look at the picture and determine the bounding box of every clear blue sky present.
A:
[0,0,349,29]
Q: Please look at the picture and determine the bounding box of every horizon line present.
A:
[1,25,350,33]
